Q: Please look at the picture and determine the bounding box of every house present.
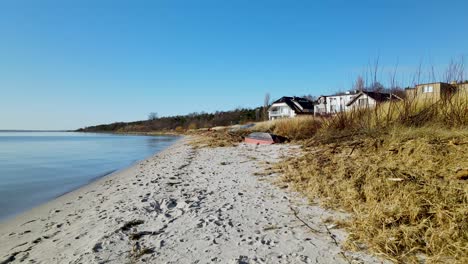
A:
[314,91,359,115]
[268,96,315,120]
[405,82,456,101]
[346,91,401,110]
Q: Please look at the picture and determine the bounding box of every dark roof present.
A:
[270,96,315,113]
[346,91,400,106]
[363,91,393,102]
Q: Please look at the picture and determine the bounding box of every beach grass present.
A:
[274,92,468,263]
[253,115,322,141]
[276,126,468,263]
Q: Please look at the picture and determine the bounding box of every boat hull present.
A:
[244,137,275,145]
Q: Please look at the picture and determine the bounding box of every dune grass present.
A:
[276,127,468,263]
[323,90,467,132]
[253,116,322,141]
[274,92,468,263]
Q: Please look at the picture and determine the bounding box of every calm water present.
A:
[0,132,178,221]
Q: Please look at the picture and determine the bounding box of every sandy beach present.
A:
[0,138,385,264]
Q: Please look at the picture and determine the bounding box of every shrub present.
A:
[188,122,198,130]
[175,126,185,133]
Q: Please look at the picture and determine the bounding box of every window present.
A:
[423,85,433,93]
[358,98,368,106]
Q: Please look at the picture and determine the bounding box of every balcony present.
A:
[269,110,290,116]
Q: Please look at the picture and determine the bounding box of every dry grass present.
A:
[189,116,322,147]
[276,127,467,263]
[273,93,468,263]
[189,129,252,148]
[323,91,468,132]
[254,116,322,141]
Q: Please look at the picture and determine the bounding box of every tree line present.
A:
[76,107,268,132]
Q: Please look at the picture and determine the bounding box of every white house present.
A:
[346,91,401,110]
[314,91,358,115]
[268,97,315,120]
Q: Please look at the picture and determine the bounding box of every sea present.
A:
[0,131,178,221]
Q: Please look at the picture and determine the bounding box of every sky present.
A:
[0,0,467,130]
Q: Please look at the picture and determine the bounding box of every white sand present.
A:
[0,138,386,264]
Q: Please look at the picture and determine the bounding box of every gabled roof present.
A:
[346,91,401,106]
[270,96,315,113]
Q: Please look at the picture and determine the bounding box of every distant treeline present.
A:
[76,107,265,132]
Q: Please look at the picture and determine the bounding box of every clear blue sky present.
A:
[1,0,467,130]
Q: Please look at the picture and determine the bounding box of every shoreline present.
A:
[0,137,385,264]
[0,136,183,225]
[74,130,183,137]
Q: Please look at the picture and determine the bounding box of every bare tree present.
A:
[365,56,381,91]
[410,58,424,87]
[304,94,317,102]
[263,93,271,121]
[372,56,380,85]
[148,112,158,120]
[369,81,385,92]
[353,75,365,91]
[430,65,437,83]
[255,108,261,121]
[389,59,399,90]
[444,57,465,83]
